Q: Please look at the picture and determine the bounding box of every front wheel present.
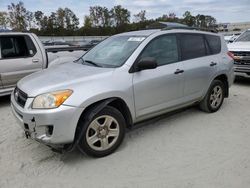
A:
[78,106,126,157]
[199,80,225,113]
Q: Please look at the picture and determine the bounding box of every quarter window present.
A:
[139,35,179,66]
[205,35,221,54]
[180,34,206,60]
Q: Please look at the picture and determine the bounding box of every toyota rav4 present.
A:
[11,29,235,157]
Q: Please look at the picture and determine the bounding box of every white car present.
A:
[224,33,241,43]
[228,29,250,78]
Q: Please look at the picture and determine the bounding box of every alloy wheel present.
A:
[86,115,120,151]
[209,85,223,109]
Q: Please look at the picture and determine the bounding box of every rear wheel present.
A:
[199,80,225,113]
[78,106,126,157]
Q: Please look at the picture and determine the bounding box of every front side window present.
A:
[139,35,179,66]
[0,36,30,59]
[180,34,206,61]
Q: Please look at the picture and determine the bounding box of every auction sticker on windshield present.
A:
[128,37,146,42]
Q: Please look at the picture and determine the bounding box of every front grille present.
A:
[234,59,250,65]
[231,51,250,65]
[14,87,28,108]
[232,51,250,57]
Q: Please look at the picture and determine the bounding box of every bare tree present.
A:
[7,1,28,31]
[134,10,146,23]
[34,11,44,30]
[89,6,111,27]
[56,8,65,28]
[64,8,79,30]
[0,11,8,29]
[110,5,130,27]
[26,11,34,29]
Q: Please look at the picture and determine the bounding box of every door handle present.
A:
[32,59,39,63]
[210,62,217,66]
[174,69,184,74]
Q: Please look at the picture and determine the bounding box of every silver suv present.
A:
[11,29,235,157]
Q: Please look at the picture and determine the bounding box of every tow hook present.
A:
[25,131,30,139]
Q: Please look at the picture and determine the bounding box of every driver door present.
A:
[132,34,184,118]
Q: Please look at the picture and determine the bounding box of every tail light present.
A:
[227,51,235,60]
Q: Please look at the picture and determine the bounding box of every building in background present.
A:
[218,22,250,32]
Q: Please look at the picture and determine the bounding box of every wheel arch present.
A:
[201,73,229,103]
[213,74,229,98]
[78,97,133,128]
[66,97,133,152]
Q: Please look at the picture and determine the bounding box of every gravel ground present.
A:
[0,79,250,188]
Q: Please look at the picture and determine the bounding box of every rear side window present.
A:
[180,34,206,61]
[205,35,221,54]
[0,36,33,59]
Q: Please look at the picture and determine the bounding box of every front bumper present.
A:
[11,92,84,145]
[235,72,250,78]
[234,65,250,78]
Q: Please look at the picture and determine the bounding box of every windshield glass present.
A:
[78,35,146,68]
[235,31,250,42]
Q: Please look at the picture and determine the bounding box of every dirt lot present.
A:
[0,80,250,188]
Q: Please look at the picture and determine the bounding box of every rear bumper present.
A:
[11,92,84,145]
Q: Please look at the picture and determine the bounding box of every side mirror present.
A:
[137,57,157,71]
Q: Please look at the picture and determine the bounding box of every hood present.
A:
[228,42,250,51]
[18,62,115,97]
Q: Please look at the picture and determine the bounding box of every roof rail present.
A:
[161,26,218,33]
[161,26,196,31]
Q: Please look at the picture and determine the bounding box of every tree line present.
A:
[0,1,217,36]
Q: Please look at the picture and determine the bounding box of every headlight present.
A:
[32,90,73,109]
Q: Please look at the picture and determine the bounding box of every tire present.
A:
[199,80,225,113]
[77,106,126,157]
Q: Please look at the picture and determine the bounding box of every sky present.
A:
[0,0,250,26]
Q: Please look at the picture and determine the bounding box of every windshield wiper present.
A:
[77,56,102,67]
[84,60,102,67]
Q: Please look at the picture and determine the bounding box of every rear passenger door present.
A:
[178,33,219,101]
[0,35,42,88]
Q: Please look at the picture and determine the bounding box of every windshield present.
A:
[235,31,250,42]
[78,35,146,68]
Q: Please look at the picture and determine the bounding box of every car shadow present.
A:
[234,77,250,86]
[0,95,10,107]
[59,105,198,163]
